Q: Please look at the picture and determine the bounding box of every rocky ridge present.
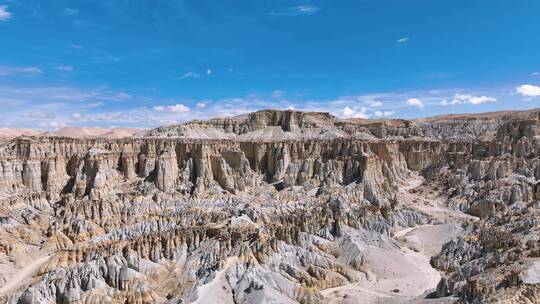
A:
[139,108,539,141]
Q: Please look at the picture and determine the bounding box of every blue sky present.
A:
[1,0,540,129]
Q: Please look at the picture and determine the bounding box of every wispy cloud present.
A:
[63,8,79,17]
[0,65,43,76]
[181,71,200,79]
[270,5,320,16]
[0,5,12,21]
[365,100,383,107]
[92,49,122,62]
[25,111,56,119]
[86,102,104,108]
[440,94,497,106]
[38,121,67,129]
[0,84,197,129]
[397,37,409,44]
[406,98,424,108]
[68,111,126,123]
[0,82,532,129]
[111,92,132,100]
[55,65,75,72]
[272,90,285,98]
[70,112,85,120]
[0,85,132,104]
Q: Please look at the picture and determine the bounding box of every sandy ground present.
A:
[193,258,237,304]
[321,241,441,303]
[398,223,462,256]
[0,255,50,296]
[397,173,476,223]
[322,173,467,304]
[521,260,540,285]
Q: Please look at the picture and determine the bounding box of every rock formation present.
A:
[0,108,538,304]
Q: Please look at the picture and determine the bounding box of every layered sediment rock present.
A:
[0,108,539,304]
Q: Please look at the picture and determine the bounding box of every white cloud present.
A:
[153,104,190,113]
[206,69,212,75]
[0,66,43,76]
[181,72,200,79]
[406,98,424,108]
[397,37,409,43]
[461,94,496,105]
[0,6,12,21]
[196,102,206,108]
[69,44,83,49]
[373,110,394,118]
[532,72,540,76]
[56,65,75,72]
[270,5,320,16]
[440,94,497,106]
[516,84,540,97]
[338,106,369,119]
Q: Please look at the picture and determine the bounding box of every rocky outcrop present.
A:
[432,208,540,303]
[154,147,178,192]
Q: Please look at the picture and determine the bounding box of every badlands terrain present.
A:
[0,109,539,304]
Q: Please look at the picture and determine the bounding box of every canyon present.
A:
[0,109,539,304]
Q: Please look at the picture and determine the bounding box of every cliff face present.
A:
[0,109,539,304]
[0,137,418,201]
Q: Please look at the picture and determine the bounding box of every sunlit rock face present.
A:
[0,109,539,304]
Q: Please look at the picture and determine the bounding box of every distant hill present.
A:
[0,127,144,140]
